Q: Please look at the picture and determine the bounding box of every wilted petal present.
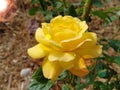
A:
[27,44,47,59]
[69,58,89,77]
[42,58,63,80]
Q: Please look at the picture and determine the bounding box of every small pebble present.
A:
[12,59,17,63]
[20,68,31,77]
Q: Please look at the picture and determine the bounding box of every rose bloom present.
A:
[28,15,102,80]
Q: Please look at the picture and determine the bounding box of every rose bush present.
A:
[28,15,102,80]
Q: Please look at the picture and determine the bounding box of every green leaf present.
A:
[116,10,120,16]
[39,0,47,11]
[57,70,68,80]
[92,10,112,24]
[28,67,53,90]
[76,77,81,84]
[56,2,63,9]
[42,80,53,90]
[29,7,38,16]
[62,85,70,90]
[98,69,107,78]
[68,5,77,17]
[28,80,45,90]
[93,0,103,7]
[32,67,43,80]
[75,84,85,90]
[31,0,39,4]
[92,10,108,19]
[28,80,53,90]
[112,56,120,66]
[32,66,48,83]
[108,39,120,52]
[45,12,53,22]
[100,84,107,90]
[105,0,111,2]
[102,44,109,50]
[104,55,120,67]
[93,81,104,89]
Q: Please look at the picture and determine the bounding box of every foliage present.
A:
[29,0,120,23]
[28,67,53,90]
[28,0,120,90]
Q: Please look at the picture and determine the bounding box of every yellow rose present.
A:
[28,15,102,80]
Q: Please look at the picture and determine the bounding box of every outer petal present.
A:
[59,60,75,70]
[73,17,88,33]
[78,21,88,34]
[61,32,96,51]
[50,15,63,24]
[69,58,89,77]
[42,23,51,36]
[75,43,102,58]
[35,28,62,50]
[50,16,75,27]
[73,32,102,57]
[48,52,75,62]
[27,44,47,59]
[59,57,79,70]
[42,58,63,80]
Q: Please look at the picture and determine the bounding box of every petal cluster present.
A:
[28,15,102,80]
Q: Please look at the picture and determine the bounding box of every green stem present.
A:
[81,0,93,21]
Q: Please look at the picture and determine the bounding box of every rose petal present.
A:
[42,23,51,36]
[75,43,102,58]
[27,44,47,59]
[54,29,77,43]
[69,58,89,77]
[42,58,63,80]
[50,15,88,33]
[48,52,75,62]
[35,28,62,50]
[74,32,102,57]
[61,32,96,51]
[59,58,78,70]
[78,21,88,34]
[70,68,89,77]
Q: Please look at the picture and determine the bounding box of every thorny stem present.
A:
[81,0,93,21]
